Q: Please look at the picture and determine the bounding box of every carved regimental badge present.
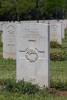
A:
[25,48,38,62]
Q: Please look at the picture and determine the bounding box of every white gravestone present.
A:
[0,22,2,42]
[64,20,67,28]
[61,22,65,39]
[63,20,67,29]
[0,22,3,32]
[50,23,62,44]
[16,23,49,87]
[3,23,16,59]
[0,22,7,42]
[59,20,65,39]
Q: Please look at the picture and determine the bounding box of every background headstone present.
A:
[59,20,65,39]
[50,22,62,44]
[0,22,7,42]
[3,22,16,59]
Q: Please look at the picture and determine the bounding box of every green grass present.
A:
[0,46,16,80]
[0,29,67,99]
[0,91,67,100]
[50,61,67,83]
[50,29,67,86]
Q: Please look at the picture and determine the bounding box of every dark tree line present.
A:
[0,0,67,21]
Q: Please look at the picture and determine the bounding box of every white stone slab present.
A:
[0,21,8,42]
[0,22,4,42]
[3,22,16,59]
[16,23,49,87]
[50,22,62,44]
[59,20,65,39]
[63,20,67,29]
[0,22,2,32]
[61,22,65,39]
[64,20,67,28]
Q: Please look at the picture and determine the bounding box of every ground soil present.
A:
[49,88,67,97]
[56,90,67,97]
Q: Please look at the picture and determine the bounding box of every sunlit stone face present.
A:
[16,22,49,87]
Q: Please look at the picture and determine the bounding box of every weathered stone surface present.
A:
[0,22,7,42]
[16,22,49,87]
[50,21,62,44]
[3,22,16,59]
